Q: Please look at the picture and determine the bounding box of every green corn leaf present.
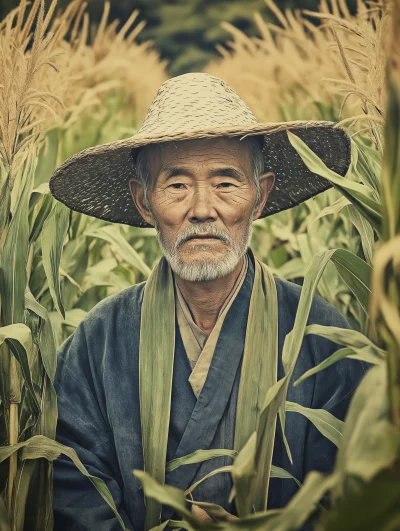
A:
[266,472,338,531]
[25,293,58,382]
[166,449,237,473]
[30,193,54,242]
[273,258,305,280]
[0,493,10,531]
[285,401,344,448]
[347,205,375,265]
[330,249,371,315]
[234,260,280,515]
[25,293,58,438]
[231,432,256,516]
[0,435,127,531]
[0,323,40,413]
[62,309,88,329]
[185,466,233,496]
[7,336,40,415]
[35,129,59,187]
[11,459,37,531]
[41,202,70,318]
[0,160,34,325]
[333,365,400,500]
[0,174,11,237]
[0,323,32,350]
[139,259,175,530]
[294,347,382,388]
[303,324,384,356]
[352,141,381,196]
[133,470,194,523]
[381,74,400,238]
[282,250,336,372]
[311,196,351,226]
[287,131,382,232]
[85,226,151,278]
[186,463,301,497]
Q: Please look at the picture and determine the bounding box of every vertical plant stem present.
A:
[7,353,21,513]
[387,345,400,429]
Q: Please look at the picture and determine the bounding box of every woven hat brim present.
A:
[49,121,351,228]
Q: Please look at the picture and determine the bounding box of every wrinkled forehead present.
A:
[144,137,255,177]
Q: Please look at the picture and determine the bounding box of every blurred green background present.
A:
[1,0,356,75]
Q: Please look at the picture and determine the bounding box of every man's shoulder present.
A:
[83,281,147,330]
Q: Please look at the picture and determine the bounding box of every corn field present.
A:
[0,0,399,529]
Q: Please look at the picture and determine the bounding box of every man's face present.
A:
[130,137,274,281]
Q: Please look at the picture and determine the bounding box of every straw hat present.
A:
[50,73,350,227]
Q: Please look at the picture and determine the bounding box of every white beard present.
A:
[154,220,253,282]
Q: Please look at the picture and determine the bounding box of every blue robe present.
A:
[53,254,367,530]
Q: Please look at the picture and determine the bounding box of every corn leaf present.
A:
[331,249,371,315]
[0,175,11,237]
[11,459,37,531]
[0,494,10,531]
[62,309,88,329]
[234,260,279,515]
[266,472,338,531]
[311,196,351,226]
[41,202,70,318]
[287,131,382,232]
[25,293,58,438]
[0,323,39,414]
[185,466,233,496]
[133,470,194,523]
[353,141,380,196]
[347,205,375,265]
[186,463,301,497]
[0,161,34,325]
[0,435,127,531]
[303,324,384,356]
[333,365,400,500]
[285,401,344,448]
[167,449,237,473]
[139,258,175,530]
[231,432,256,516]
[30,193,54,242]
[381,74,400,238]
[295,347,381,388]
[25,294,58,382]
[85,226,151,278]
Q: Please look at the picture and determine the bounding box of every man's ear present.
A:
[129,178,155,227]
[252,172,275,220]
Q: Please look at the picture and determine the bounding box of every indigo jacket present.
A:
[53,255,367,531]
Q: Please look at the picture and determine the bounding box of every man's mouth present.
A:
[185,234,222,243]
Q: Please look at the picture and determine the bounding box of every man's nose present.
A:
[188,186,217,223]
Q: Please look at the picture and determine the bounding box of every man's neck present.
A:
[174,257,245,336]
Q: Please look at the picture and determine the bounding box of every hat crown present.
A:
[137,73,258,137]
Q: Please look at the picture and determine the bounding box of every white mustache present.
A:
[176,224,232,246]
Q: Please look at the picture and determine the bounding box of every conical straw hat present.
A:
[50,73,350,227]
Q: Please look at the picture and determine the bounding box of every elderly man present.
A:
[50,73,366,531]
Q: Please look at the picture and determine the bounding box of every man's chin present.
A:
[169,252,242,282]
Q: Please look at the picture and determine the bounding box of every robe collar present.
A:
[175,255,249,396]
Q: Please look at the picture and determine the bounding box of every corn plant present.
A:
[0,1,166,529]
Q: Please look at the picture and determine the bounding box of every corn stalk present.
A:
[0,1,165,529]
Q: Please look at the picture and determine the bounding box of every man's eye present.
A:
[169,183,186,189]
[217,182,235,188]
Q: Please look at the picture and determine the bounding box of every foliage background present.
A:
[0,0,357,75]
